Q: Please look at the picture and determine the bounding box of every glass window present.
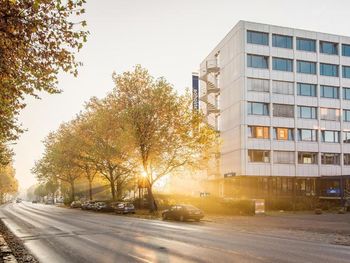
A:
[248,126,270,139]
[342,66,350,79]
[298,152,318,164]
[247,102,269,115]
[272,34,293,49]
[272,58,293,72]
[320,85,339,99]
[273,127,294,141]
[320,41,338,55]
[344,154,350,165]
[247,78,269,92]
[297,83,316,97]
[296,38,316,52]
[272,80,294,95]
[248,150,270,163]
[321,130,340,143]
[343,131,350,143]
[342,44,350,57]
[298,129,317,142]
[273,151,295,164]
[321,153,340,165]
[273,104,294,118]
[297,106,317,119]
[344,109,350,122]
[247,31,269,46]
[320,63,339,77]
[247,54,269,69]
[297,61,316,74]
[320,108,340,121]
[343,87,350,100]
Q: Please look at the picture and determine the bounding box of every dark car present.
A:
[115,202,135,214]
[32,200,38,204]
[94,201,115,212]
[81,200,97,210]
[162,205,204,222]
[16,198,22,203]
[70,201,82,208]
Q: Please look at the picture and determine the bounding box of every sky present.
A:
[13,0,350,189]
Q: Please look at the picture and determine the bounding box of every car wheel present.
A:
[179,215,185,222]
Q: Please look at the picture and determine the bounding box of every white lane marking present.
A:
[127,254,153,263]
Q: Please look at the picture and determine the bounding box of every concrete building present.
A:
[199,21,350,202]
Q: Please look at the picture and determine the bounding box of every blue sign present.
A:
[192,74,199,110]
[326,188,340,194]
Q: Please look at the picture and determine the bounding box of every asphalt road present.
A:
[0,202,349,263]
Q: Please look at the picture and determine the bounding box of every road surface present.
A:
[0,202,349,263]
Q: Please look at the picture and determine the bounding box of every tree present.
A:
[77,98,136,201]
[0,0,88,160]
[0,163,18,203]
[113,66,218,211]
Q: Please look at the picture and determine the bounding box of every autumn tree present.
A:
[113,66,217,212]
[0,0,88,161]
[0,163,18,203]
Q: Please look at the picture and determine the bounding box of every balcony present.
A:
[206,102,220,115]
[200,59,219,79]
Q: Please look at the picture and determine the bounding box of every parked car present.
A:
[32,200,38,204]
[81,200,97,210]
[94,201,115,212]
[115,202,135,214]
[45,199,54,205]
[70,201,82,208]
[162,205,204,222]
[16,198,22,203]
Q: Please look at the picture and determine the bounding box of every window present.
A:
[320,63,339,77]
[296,38,316,52]
[247,78,269,92]
[298,129,317,142]
[342,66,350,79]
[343,132,350,143]
[320,108,340,121]
[248,126,270,139]
[297,106,317,119]
[343,87,350,100]
[320,41,338,55]
[298,152,318,164]
[272,80,294,95]
[344,154,350,165]
[273,127,294,141]
[273,151,295,164]
[320,85,339,99]
[344,109,350,122]
[247,54,269,69]
[297,61,316,74]
[272,34,293,49]
[272,58,293,72]
[248,150,270,163]
[321,130,340,143]
[273,104,294,118]
[342,44,350,57]
[247,102,269,115]
[247,31,269,45]
[297,83,316,97]
[321,153,340,165]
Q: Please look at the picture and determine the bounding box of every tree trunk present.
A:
[116,180,123,200]
[88,179,93,200]
[71,181,75,202]
[147,186,157,212]
[110,180,116,201]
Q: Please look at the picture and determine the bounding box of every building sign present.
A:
[192,73,199,110]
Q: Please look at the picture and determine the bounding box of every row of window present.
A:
[248,78,350,99]
[248,150,350,165]
[247,30,350,56]
[247,54,350,77]
[248,126,350,143]
[247,102,350,122]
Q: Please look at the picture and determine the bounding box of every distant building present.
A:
[199,21,350,202]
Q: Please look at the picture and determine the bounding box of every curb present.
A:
[0,235,17,263]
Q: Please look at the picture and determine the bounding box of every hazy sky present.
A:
[13,0,350,189]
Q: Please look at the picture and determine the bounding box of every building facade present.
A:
[199,21,350,202]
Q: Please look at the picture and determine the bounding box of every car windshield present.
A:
[182,205,199,211]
